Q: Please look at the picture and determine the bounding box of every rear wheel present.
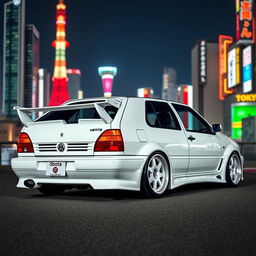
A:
[141,152,170,198]
[226,152,242,187]
[38,184,65,196]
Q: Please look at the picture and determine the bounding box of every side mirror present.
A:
[212,124,222,133]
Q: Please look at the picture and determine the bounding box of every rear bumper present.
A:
[11,156,147,191]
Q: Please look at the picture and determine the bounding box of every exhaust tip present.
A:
[24,179,35,188]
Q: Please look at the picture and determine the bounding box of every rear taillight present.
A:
[17,133,34,153]
[94,129,124,152]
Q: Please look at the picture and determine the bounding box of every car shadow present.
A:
[26,181,250,202]
[7,173,255,201]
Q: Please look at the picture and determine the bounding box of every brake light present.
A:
[17,133,34,153]
[94,129,124,152]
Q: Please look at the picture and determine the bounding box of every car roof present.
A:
[63,96,186,107]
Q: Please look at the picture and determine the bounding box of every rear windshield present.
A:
[36,106,118,124]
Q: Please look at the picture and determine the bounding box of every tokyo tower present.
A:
[49,0,70,106]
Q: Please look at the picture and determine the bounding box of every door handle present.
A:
[188,135,196,141]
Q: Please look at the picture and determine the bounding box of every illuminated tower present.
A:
[98,66,117,97]
[49,0,70,106]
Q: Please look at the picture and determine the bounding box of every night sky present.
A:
[0,0,236,98]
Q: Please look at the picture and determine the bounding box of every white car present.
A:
[11,97,243,197]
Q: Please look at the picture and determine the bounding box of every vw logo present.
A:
[13,0,22,6]
[57,143,65,152]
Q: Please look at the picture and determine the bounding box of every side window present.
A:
[172,104,212,134]
[146,101,181,130]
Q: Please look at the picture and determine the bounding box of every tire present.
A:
[38,184,65,196]
[141,152,170,198]
[225,152,242,187]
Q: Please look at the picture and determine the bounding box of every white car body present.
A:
[11,97,243,196]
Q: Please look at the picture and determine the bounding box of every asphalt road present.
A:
[0,171,256,256]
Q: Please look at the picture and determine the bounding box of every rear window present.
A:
[36,106,118,124]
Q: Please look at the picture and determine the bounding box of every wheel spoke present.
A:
[156,161,162,171]
[148,167,154,174]
[159,171,165,178]
[151,158,157,168]
[153,180,158,190]
[157,180,162,188]
[148,175,154,184]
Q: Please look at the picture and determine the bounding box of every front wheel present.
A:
[141,152,170,198]
[226,152,242,187]
[38,184,65,196]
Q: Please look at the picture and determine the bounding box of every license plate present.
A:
[46,162,66,176]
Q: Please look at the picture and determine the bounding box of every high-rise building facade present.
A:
[192,40,223,126]
[67,69,81,99]
[24,24,39,108]
[49,0,70,106]
[2,0,25,117]
[38,69,50,108]
[162,68,177,101]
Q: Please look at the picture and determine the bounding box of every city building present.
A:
[162,68,177,101]
[49,0,70,106]
[98,66,117,97]
[218,0,256,139]
[2,0,25,117]
[24,24,39,108]
[38,69,50,108]
[67,69,82,99]
[191,40,223,126]
[137,88,154,98]
[177,85,193,107]
[191,1,256,141]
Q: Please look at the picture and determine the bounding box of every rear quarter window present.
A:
[145,101,181,130]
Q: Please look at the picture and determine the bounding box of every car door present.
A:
[145,101,189,178]
[172,103,223,175]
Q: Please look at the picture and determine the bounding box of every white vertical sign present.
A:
[228,48,236,88]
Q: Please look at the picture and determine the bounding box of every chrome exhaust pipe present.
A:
[24,179,35,188]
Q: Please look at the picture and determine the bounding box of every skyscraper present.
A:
[24,24,39,108]
[38,69,50,108]
[162,68,177,101]
[67,69,81,99]
[49,0,70,106]
[2,0,25,117]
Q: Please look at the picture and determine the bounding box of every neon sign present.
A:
[236,0,254,43]
[218,35,234,100]
[236,94,256,102]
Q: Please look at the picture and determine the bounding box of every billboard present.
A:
[243,45,253,93]
[198,40,207,85]
[228,48,237,88]
[231,103,256,139]
[236,0,254,43]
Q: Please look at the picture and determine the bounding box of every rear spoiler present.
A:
[13,98,122,127]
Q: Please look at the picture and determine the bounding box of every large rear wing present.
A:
[13,98,123,127]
